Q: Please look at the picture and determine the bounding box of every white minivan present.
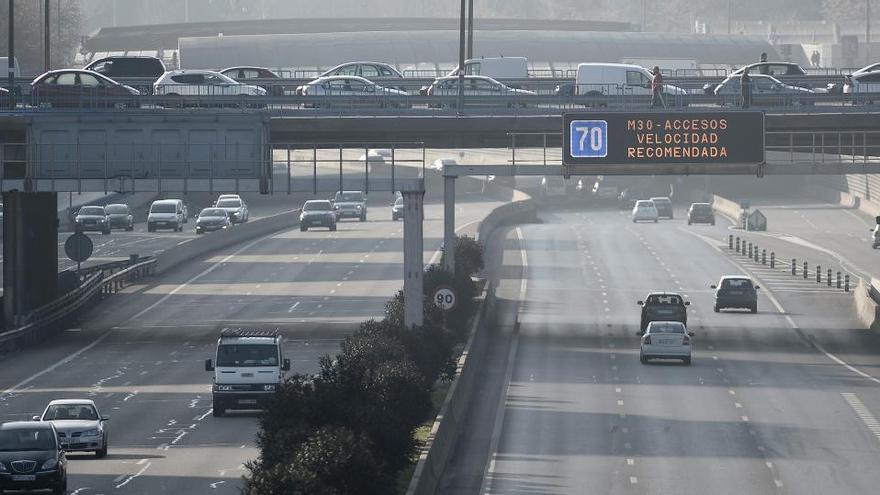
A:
[575,63,687,103]
[147,199,185,232]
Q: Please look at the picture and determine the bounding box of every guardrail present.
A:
[0,257,156,351]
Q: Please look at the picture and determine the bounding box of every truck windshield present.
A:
[217,344,278,367]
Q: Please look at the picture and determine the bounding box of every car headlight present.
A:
[40,459,58,470]
[81,429,99,437]
[333,205,340,210]
[0,462,7,472]
[263,384,277,391]
[355,205,362,210]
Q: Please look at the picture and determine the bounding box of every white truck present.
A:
[446,56,528,80]
[205,329,290,417]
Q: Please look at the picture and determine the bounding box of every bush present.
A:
[255,374,328,469]
[242,426,389,495]
[454,235,484,277]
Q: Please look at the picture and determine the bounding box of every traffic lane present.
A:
[482,207,880,495]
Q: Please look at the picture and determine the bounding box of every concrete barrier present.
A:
[711,194,745,227]
[854,278,880,331]
[155,209,300,276]
[407,191,535,495]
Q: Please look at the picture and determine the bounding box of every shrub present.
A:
[454,235,484,277]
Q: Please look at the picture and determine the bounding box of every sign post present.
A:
[564,111,765,175]
[432,285,457,312]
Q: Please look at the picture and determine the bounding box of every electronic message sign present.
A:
[564,112,765,168]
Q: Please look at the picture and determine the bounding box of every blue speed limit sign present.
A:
[569,119,608,158]
[432,285,457,311]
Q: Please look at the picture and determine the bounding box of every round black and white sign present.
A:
[432,285,457,311]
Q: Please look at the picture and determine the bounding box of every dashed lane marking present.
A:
[842,393,880,441]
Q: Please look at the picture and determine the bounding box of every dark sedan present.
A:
[75,205,111,234]
[195,208,232,234]
[687,202,715,225]
[0,421,67,494]
[30,69,140,108]
[712,276,759,313]
[105,203,134,231]
[638,292,689,331]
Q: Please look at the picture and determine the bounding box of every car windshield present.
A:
[636,201,654,207]
[216,344,278,367]
[646,294,683,305]
[692,204,711,211]
[721,278,753,289]
[151,203,176,213]
[304,201,331,211]
[217,199,242,208]
[105,205,128,214]
[650,323,686,334]
[79,206,104,216]
[42,403,98,421]
[0,429,56,451]
[335,192,364,202]
[200,208,226,217]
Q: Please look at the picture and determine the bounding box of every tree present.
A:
[0,0,83,75]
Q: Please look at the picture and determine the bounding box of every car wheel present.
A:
[330,224,337,231]
[654,219,658,223]
[713,304,720,313]
[51,476,67,495]
[213,404,225,417]
[751,304,758,314]
[96,440,108,458]
[640,354,648,364]
[300,226,307,232]
[683,357,692,366]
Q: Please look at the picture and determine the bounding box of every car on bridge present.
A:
[711,276,760,313]
[333,191,368,221]
[153,70,267,105]
[631,200,659,223]
[714,73,814,106]
[639,320,694,365]
[74,205,112,234]
[318,61,404,80]
[0,421,67,494]
[638,292,689,331]
[30,69,140,109]
[83,55,166,95]
[33,399,110,458]
[215,197,249,224]
[687,202,716,225]
[220,66,287,96]
[213,193,241,207]
[195,207,232,234]
[104,203,134,231]
[703,62,810,94]
[296,75,409,108]
[300,200,337,231]
[420,75,536,107]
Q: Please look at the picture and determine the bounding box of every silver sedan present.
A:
[638,321,694,365]
[34,399,110,457]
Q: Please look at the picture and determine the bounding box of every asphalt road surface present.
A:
[442,203,880,495]
[0,185,499,494]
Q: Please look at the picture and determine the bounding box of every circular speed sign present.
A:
[432,285,457,311]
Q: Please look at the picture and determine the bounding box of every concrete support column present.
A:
[443,175,456,274]
[403,190,425,328]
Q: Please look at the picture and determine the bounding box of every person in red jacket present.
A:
[651,66,666,108]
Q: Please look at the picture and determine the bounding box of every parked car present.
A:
[715,73,813,106]
[575,63,688,104]
[195,207,231,234]
[703,62,810,94]
[84,55,166,79]
[638,292,690,331]
[319,61,404,79]
[631,200,659,223]
[104,203,134,231]
[300,200,337,231]
[843,71,880,103]
[711,276,760,313]
[30,69,140,108]
[687,202,715,225]
[296,75,408,107]
[421,75,536,107]
[153,70,267,105]
[391,196,404,221]
[639,320,694,365]
[215,197,249,224]
[220,66,286,96]
[74,205,112,234]
[0,421,67,494]
[332,190,368,221]
[650,197,674,219]
[147,199,185,232]
[34,399,110,458]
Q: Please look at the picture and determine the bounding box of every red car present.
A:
[30,69,140,108]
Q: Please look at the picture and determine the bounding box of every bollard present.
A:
[792,258,797,276]
[729,234,734,250]
[736,237,741,253]
[837,271,842,288]
[827,269,832,287]
[762,249,767,265]
[770,252,775,268]
[755,247,760,262]
[803,261,808,279]
[748,243,753,258]
[816,265,821,283]
[845,274,850,292]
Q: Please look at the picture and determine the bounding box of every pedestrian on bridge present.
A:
[740,67,752,108]
[651,66,666,108]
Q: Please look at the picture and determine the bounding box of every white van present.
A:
[147,199,185,232]
[447,57,528,80]
[575,63,687,100]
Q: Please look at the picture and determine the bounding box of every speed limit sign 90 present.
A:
[432,285,457,311]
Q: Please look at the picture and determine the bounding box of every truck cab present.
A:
[205,329,290,417]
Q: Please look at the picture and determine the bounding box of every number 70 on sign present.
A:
[569,120,608,158]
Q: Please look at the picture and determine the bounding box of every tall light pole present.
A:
[457,0,466,114]
[44,0,51,72]
[467,0,474,59]
[642,0,647,32]
[7,0,14,93]
[868,0,872,65]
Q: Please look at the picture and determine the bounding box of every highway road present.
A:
[0,180,500,494]
[442,202,880,495]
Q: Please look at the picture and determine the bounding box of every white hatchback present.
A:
[153,70,267,97]
[639,321,694,365]
[632,200,659,223]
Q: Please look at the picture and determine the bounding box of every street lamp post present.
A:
[467,0,474,59]
[458,0,465,114]
[7,0,14,94]
[44,0,50,72]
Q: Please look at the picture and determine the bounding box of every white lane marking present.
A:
[131,236,266,320]
[630,476,638,484]
[210,480,227,489]
[115,461,151,488]
[735,402,743,408]
[479,227,528,495]
[742,416,750,422]
[617,400,625,406]
[842,393,880,441]
[774,480,784,488]
[287,302,300,313]
[113,474,126,482]
[627,458,635,465]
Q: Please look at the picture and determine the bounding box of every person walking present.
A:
[651,66,666,108]
[740,67,752,108]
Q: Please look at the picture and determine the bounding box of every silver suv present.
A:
[333,191,367,222]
